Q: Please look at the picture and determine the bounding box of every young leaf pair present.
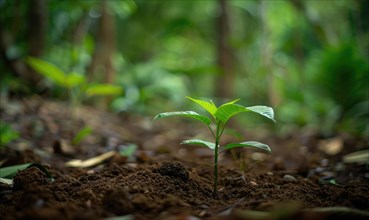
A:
[154,96,276,197]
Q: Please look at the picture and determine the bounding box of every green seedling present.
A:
[154,97,275,197]
[119,143,138,161]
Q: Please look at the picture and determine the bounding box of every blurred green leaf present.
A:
[65,72,85,88]
[0,121,19,148]
[0,163,53,180]
[343,150,369,164]
[119,144,137,159]
[0,163,33,178]
[72,126,93,145]
[85,84,123,97]
[26,57,66,87]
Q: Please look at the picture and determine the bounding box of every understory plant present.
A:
[26,57,123,108]
[154,97,275,197]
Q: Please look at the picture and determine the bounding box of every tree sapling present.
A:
[154,97,276,197]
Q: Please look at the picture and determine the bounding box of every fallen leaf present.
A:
[0,178,13,185]
[318,138,343,155]
[343,150,369,164]
[65,151,116,168]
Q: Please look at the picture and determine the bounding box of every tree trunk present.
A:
[215,0,235,99]
[26,0,47,84]
[87,0,116,85]
[0,0,46,85]
[86,0,116,109]
[260,0,280,107]
[28,0,46,58]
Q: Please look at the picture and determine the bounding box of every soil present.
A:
[1,97,369,220]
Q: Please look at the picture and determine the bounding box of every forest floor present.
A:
[1,97,369,220]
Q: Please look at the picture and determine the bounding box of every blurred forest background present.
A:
[1,0,368,138]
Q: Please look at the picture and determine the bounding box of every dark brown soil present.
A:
[1,98,369,220]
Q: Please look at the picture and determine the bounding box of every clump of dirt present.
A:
[103,186,134,215]
[1,161,368,220]
[154,161,189,182]
[12,166,50,191]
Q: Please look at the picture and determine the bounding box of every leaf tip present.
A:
[153,114,162,121]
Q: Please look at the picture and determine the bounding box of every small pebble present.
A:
[334,162,345,172]
[321,158,329,167]
[315,167,326,173]
[250,181,258,186]
[299,146,308,155]
[321,171,335,180]
[283,174,297,182]
[307,169,316,179]
[34,199,44,208]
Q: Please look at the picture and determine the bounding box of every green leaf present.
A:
[186,96,218,118]
[343,149,369,164]
[26,57,66,87]
[181,139,215,149]
[0,163,33,178]
[224,141,271,153]
[0,163,54,179]
[245,106,276,122]
[215,104,276,124]
[215,103,247,124]
[85,84,123,97]
[65,72,85,88]
[0,120,19,147]
[329,179,340,186]
[221,99,240,106]
[154,111,211,126]
[72,126,93,145]
[120,144,138,159]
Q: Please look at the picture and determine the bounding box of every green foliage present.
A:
[2,0,367,137]
[119,144,138,160]
[216,104,275,125]
[283,42,369,136]
[26,57,123,103]
[181,139,215,149]
[154,111,211,126]
[0,163,34,179]
[154,97,275,197]
[85,84,123,97]
[0,120,19,148]
[313,43,369,112]
[26,57,80,88]
[111,62,188,114]
[186,97,218,117]
[223,141,271,152]
[72,126,92,145]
